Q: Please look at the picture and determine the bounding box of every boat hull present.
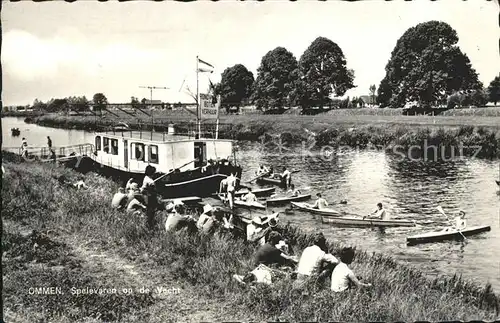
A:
[290,202,340,216]
[234,187,276,198]
[267,194,311,206]
[321,216,416,228]
[75,157,242,199]
[406,225,491,246]
[234,200,266,210]
[256,176,285,187]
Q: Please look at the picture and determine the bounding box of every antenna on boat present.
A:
[139,85,169,140]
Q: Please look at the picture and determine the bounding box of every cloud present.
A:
[2,29,164,82]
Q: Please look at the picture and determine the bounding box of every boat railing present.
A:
[16,143,95,158]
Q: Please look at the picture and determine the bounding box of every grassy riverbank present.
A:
[2,159,499,321]
[24,113,500,158]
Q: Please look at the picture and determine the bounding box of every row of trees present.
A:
[212,21,499,112]
[31,93,109,113]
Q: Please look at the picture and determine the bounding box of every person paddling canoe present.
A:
[256,165,270,176]
[242,187,257,203]
[442,210,467,232]
[287,184,301,197]
[309,193,328,210]
[364,203,388,220]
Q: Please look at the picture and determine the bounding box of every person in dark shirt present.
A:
[253,231,295,266]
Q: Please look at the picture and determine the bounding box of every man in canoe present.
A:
[256,165,270,176]
[442,210,467,232]
[311,193,328,210]
[287,184,301,197]
[242,187,257,203]
[364,203,388,220]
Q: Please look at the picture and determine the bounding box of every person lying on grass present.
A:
[294,232,338,289]
[233,231,298,286]
[331,247,371,292]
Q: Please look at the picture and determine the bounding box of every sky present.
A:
[2,0,499,106]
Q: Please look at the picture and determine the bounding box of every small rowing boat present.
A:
[256,176,283,186]
[321,215,416,228]
[234,187,275,198]
[266,194,311,206]
[406,225,491,246]
[234,199,267,210]
[290,202,340,216]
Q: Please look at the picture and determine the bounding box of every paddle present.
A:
[436,206,467,241]
[245,172,270,184]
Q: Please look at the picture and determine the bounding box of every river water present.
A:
[2,117,500,291]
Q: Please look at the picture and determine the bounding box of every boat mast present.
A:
[196,56,201,138]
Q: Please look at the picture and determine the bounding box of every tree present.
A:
[216,64,254,110]
[369,84,376,106]
[131,96,140,109]
[67,96,90,112]
[378,21,483,109]
[32,99,47,111]
[487,76,500,105]
[252,47,299,112]
[46,98,69,113]
[92,93,108,111]
[297,37,355,109]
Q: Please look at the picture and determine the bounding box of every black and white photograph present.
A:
[1,0,500,321]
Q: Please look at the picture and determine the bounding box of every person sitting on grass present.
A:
[331,247,371,292]
[196,204,214,230]
[201,208,227,235]
[165,203,196,233]
[294,233,338,289]
[111,187,128,210]
[233,231,297,286]
[125,178,136,192]
[246,216,273,245]
[73,177,89,190]
[287,184,301,197]
[126,193,147,216]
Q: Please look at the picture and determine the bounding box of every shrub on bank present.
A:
[2,161,499,321]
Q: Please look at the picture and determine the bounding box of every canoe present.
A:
[256,176,283,186]
[406,225,491,246]
[161,196,202,204]
[234,199,267,210]
[321,216,416,228]
[290,202,340,216]
[234,187,275,198]
[266,194,311,206]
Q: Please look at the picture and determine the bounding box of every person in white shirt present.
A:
[310,193,328,210]
[141,166,156,192]
[454,210,467,230]
[125,178,136,192]
[365,203,388,220]
[196,204,213,230]
[127,194,147,215]
[242,188,257,203]
[111,187,128,210]
[247,216,271,245]
[295,233,338,287]
[331,247,371,292]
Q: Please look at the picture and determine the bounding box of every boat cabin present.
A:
[91,131,236,174]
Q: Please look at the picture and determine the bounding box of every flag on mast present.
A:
[198,58,214,73]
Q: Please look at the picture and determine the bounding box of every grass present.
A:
[2,159,500,321]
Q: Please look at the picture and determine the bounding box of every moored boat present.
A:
[406,225,491,246]
[290,201,340,216]
[321,215,416,228]
[234,187,275,198]
[266,194,311,206]
[87,130,242,198]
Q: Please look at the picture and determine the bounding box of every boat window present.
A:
[95,136,101,151]
[110,139,119,155]
[131,142,145,161]
[149,145,159,163]
[103,137,109,153]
